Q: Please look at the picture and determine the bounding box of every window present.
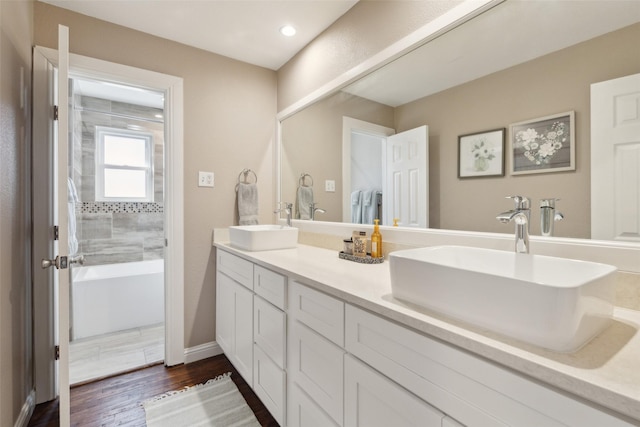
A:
[95,127,154,202]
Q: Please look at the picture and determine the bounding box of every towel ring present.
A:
[237,169,257,185]
[299,173,313,187]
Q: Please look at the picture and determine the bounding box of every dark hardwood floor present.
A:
[28,354,279,427]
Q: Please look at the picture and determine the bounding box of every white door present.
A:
[33,25,72,425]
[384,126,428,227]
[591,73,640,241]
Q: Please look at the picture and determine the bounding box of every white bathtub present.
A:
[71,259,165,340]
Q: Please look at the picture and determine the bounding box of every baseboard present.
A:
[15,389,35,427]
[184,341,223,364]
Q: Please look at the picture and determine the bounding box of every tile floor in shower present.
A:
[69,323,164,385]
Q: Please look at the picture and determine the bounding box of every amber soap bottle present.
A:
[371,219,382,258]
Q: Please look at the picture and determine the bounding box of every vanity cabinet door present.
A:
[344,354,444,427]
[289,320,345,426]
[215,271,253,387]
[288,382,340,427]
[253,344,286,426]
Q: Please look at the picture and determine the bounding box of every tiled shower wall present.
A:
[70,89,165,266]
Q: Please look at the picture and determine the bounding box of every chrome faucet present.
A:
[540,198,564,237]
[274,202,293,227]
[496,195,531,254]
[310,203,326,221]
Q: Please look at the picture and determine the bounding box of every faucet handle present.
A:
[540,198,560,208]
[506,195,530,209]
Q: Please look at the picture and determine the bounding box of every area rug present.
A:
[142,372,261,427]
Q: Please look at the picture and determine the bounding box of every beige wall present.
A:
[281,92,394,222]
[0,0,34,424]
[277,0,461,111]
[34,2,277,350]
[395,22,640,238]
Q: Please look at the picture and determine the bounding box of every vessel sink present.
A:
[229,224,298,251]
[389,246,617,352]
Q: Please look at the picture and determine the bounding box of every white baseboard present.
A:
[184,341,223,364]
[15,390,35,427]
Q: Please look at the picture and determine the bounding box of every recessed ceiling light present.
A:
[280,25,296,37]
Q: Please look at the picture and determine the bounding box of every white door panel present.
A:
[591,73,640,241]
[384,126,428,227]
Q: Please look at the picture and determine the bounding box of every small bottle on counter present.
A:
[352,231,367,257]
[370,219,382,258]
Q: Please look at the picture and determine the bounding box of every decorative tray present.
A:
[338,251,384,264]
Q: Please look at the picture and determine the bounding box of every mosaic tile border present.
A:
[79,201,163,214]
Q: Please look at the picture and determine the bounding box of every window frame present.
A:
[95,126,155,202]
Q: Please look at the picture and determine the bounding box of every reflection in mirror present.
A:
[280,0,640,241]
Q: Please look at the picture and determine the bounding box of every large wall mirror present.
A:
[280,0,640,242]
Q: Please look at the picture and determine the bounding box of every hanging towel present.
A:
[296,186,314,220]
[237,182,259,225]
[67,178,79,255]
[362,190,376,225]
[351,190,362,224]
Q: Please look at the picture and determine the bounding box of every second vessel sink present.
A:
[229,224,298,251]
[389,246,617,352]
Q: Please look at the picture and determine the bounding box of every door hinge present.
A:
[53,225,59,241]
[53,105,59,121]
[55,345,60,360]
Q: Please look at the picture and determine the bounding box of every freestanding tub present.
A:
[71,259,165,340]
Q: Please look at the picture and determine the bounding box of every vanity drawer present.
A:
[254,295,286,369]
[217,250,253,290]
[289,281,344,346]
[254,264,287,309]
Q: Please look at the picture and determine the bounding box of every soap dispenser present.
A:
[371,219,383,258]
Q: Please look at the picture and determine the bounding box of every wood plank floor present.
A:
[28,354,279,427]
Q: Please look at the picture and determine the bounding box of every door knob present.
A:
[41,255,68,270]
[69,255,85,266]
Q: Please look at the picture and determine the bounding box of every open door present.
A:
[384,126,428,228]
[591,73,640,241]
[32,25,71,425]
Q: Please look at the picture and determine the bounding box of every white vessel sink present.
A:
[389,246,617,352]
[229,224,298,251]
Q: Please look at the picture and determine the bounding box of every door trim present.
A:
[32,47,185,401]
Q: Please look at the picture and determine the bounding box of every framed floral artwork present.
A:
[509,111,575,175]
[458,128,505,178]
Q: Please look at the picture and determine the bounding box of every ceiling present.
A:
[344,0,640,107]
[39,0,358,70]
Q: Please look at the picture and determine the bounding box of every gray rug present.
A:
[142,372,260,427]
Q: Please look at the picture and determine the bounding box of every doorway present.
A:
[67,77,166,384]
[32,46,185,408]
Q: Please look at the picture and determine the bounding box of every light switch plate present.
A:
[325,180,336,192]
[198,171,214,187]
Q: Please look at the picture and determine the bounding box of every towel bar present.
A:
[299,173,313,187]
[237,168,257,184]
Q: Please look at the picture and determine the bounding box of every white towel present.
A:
[351,190,362,224]
[238,182,259,225]
[67,178,79,255]
[296,186,314,220]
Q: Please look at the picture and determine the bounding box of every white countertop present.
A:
[214,242,640,423]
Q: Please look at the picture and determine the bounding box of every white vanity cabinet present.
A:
[288,281,346,427]
[344,304,634,427]
[216,249,287,425]
[215,256,254,386]
[253,265,287,426]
